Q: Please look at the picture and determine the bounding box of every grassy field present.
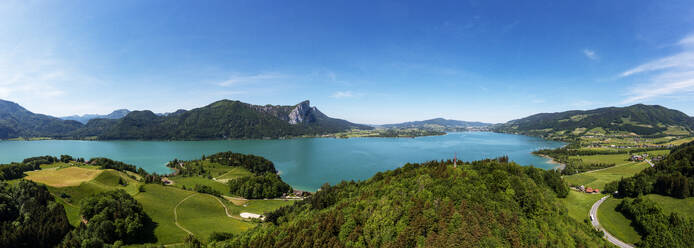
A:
[25,166,104,187]
[224,198,295,217]
[665,136,694,146]
[177,194,255,241]
[216,166,253,180]
[44,170,142,225]
[643,194,694,218]
[597,197,641,245]
[564,160,649,190]
[14,162,299,246]
[570,154,630,165]
[560,191,603,222]
[170,175,231,196]
[135,184,195,245]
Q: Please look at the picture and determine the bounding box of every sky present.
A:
[1,0,694,124]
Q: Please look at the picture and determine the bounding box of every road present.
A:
[646,159,654,167]
[590,196,634,248]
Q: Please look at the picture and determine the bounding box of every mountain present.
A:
[0,99,83,139]
[219,159,607,247]
[493,104,694,137]
[74,100,372,140]
[381,118,491,131]
[60,109,131,124]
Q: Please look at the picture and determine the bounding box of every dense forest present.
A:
[0,155,58,180]
[0,180,71,248]
[228,173,292,199]
[617,197,694,247]
[212,158,603,247]
[494,104,694,136]
[60,190,153,247]
[610,141,694,198]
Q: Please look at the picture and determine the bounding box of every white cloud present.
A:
[583,49,598,60]
[621,34,694,103]
[331,91,354,98]
[217,72,284,87]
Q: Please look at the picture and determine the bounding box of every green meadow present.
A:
[563,160,649,190]
[559,191,602,222]
[597,197,641,245]
[15,162,293,246]
[177,194,256,241]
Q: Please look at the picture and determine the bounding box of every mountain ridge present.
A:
[493,104,694,137]
[60,109,131,124]
[0,99,371,140]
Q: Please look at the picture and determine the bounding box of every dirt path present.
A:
[173,193,196,235]
[207,194,245,221]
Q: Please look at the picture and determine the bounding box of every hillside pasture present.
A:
[177,194,255,241]
[25,166,103,187]
[597,197,641,245]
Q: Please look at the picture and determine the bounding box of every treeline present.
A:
[562,161,615,176]
[611,141,694,198]
[0,155,59,180]
[535,146,666,157]
[617,197,694,247]
[207,151,277,174]
[0,180,71,248]
[194,184,221,197]
[89,157,165,184]
[60,190,153,247]
[228,173,291,199]
[213,159,602,248]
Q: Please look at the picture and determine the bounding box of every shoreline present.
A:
[539,154,565,171]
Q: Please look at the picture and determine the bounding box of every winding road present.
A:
[590,196,634,248]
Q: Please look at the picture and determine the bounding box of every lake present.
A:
[0,132,564,191]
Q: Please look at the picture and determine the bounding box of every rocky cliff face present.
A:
[288,100,315,124]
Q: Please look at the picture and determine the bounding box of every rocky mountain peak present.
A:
[288,100,314,124]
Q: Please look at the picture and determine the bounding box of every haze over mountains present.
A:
[380,118,492,131]
[61,109,131,124]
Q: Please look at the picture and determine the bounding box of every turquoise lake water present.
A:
[0,132,564,191]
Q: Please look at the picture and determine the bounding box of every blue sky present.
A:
[1,0,693,124]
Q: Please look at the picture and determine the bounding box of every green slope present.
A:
[217,160,607,247]
[494,104,694,137]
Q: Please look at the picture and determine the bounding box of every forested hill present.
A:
[214,159,607,247]
[75,100,371,140]
[0,99,82,139]
[0,99,371,140]
[493,104,694,137]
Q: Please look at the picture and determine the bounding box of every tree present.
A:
[0,180,71,248]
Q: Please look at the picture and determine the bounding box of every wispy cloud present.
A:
[621,34,694,103]
[217,72,285,87]
[570,100,596,108]
[583,49,598,60]
[331,91,355,98]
